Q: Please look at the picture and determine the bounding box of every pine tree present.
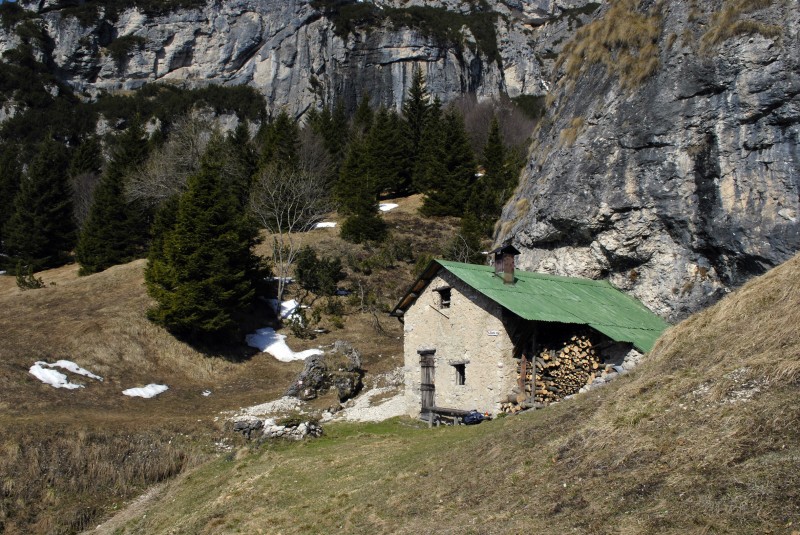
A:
[352,93,374,136]
[337,138,387,243]
[226,121,257,208]
[307,99,348,169]
[465,116,509,235]
[0,142,22,254]
[2,138,75,271]
[68,135,103,177]
[366,107,412,196]
[419,108,476,217]
[258,110,299,171]
[145,138,264,342]
[403,66,430,162]
[76,120,150,275]
[412,96,442,193]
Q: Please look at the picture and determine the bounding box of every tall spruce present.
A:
[337,137,386,243]
[412,96,443,193]
[307,99,349,169]
[419,108,476,217]
[367,107,412,196]
[145,137,264,343]
[0,142,22,254]
[352,93,374,136]
[76,119,150,274]
[403,66,430,164]
[465,116,510,234]
[2,138,75,271]
[258,110,299,171]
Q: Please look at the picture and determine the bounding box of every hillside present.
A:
[99,252,800,534]
[0,194,457,534]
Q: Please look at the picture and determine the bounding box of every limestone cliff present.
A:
[5,0,599,115]
[498,0,800,321]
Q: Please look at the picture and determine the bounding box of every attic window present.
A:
[453,363,466,385]
[436,287,452,308]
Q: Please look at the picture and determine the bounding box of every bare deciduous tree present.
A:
[126,113,214,207]
[70,171,101,229]
[249,165,333,303]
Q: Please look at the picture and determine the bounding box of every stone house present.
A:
[390,245,669,418]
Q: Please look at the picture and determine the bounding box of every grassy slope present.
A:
[108,254,800,534]
[0,195,459,534]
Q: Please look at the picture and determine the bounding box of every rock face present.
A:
[6,0,600,115]
[499,0,800,321]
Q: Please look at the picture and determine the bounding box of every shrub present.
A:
[15,262,44,290]
[294,247,346,297]
[106,34,147,63]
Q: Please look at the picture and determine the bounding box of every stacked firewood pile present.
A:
[534,335,599,404]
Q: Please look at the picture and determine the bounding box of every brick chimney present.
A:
[490,240,521,284]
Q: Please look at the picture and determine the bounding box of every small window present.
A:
[438,288,452,308]
[453,363,466,385]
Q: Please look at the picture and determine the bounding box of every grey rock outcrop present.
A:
[285,340,363,402]
[6,0,600,115]
[499,0,800,321]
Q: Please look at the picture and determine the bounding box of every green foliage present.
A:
[419,107,476,217]
[403,67,430,172]
[295,247,345,297]
[69,136,103,177]
[257,110,300,171]
[0,142,22,252]
[311,1,500,63]
[366,107,412,195]
[2,138,75,271]
[107,34,147,64]
[340,213,388,244]
[336,138,387,244]
[306,99,349,172]
[145,138,265,343]
[0,2,34,29]
[14,261,44,290]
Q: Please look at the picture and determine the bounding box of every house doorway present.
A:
[419,350,435,412]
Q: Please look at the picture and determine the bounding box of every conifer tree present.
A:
[76,120,150,274]
[0,143,22,254]
[145,137,264,343]
[337,138,387,243]
[2,138,75,271]
[465,116,510,235]
[412,96,443,193]
[367,107,412,196]
[307,99,348,169]
[352,93,374,136]
[403,66,430,162]
[258,110,299,171]
[226,121,257,208]
[419,107,476,217]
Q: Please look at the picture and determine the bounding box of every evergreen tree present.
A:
[402,66,430,164]
[336,138,387,243]
[465,116,509,235]
[145,138,264,343]
[226,121,257,208]
[68,136,103,177]
[307,99,349,169]
[412,96,443,193]
[366,107,412,196]
[258,110,299,171]
[352,93,374,136]
[76,120,150,274]
[2,138,75,271]
[0,143,22,254]
[419,108,476,217]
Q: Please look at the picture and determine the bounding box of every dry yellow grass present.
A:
[109,253,800,534]
[699,0,783,51]
[555,0,663,89]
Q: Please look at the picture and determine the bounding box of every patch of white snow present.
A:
[202,390,212,397]
[122,384,169,398]
[379,203,398,212]
[28,360,103,389]
[314,221,337,228]
[245,327,323,362]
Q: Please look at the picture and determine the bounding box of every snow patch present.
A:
[314,221,337,228]
[379,203,398,212]
[265,299,301,320]
[122,384,169,398]
[29,360,103,389]
[245,327,323,362]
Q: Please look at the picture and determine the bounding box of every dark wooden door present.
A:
[420,354,435,411]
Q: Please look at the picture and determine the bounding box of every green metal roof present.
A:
[394,260,670,353]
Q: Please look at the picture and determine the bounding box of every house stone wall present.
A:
[402,270,517,416]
